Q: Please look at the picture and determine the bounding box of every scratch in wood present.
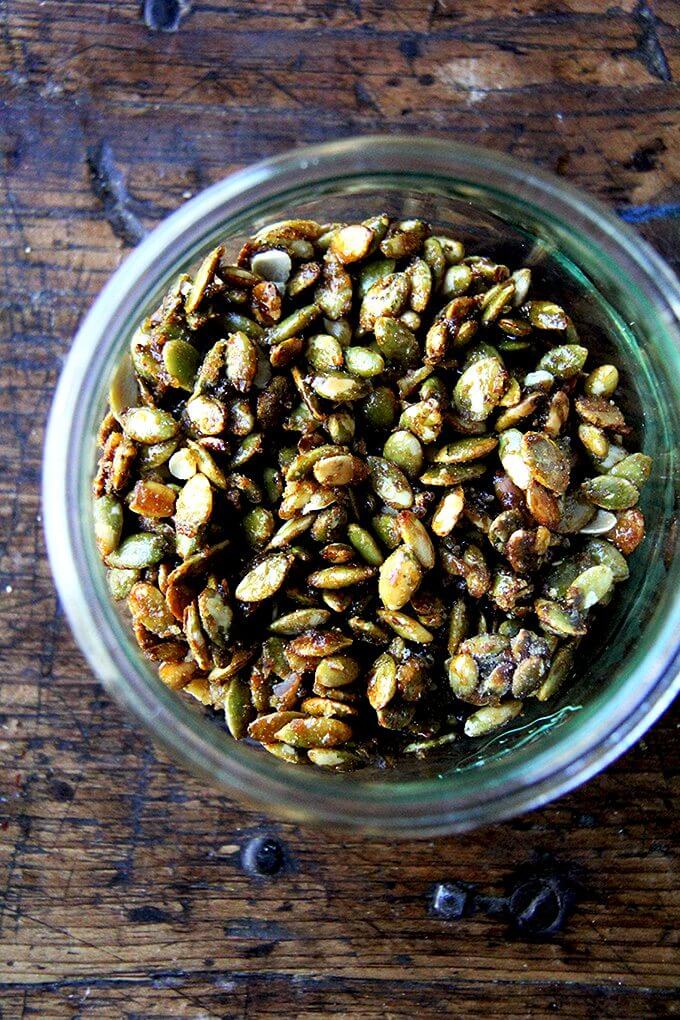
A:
[86,141,147,247]
[114,741,154,884]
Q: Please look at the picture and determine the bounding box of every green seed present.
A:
[447,598,469,654]
[374,316,420,366]
[367,652,397,710]
[581,475,639,510]
[326,411,355,444]
[566,564,614,610]
[311,373,371,401]
[383,429,424,478]
[535,598,587,637]
[235,552,293,601]
[306,334,344,371]
[243,507,275,547]
[434,435,498,464]
[362,386,398,430]
[464,700,522,737]
[419,463,487,486]
[315,655,360,688]
[107,567,140,600]
[537,345,588,379]
[442,263,472,297]
[378,609,433,644]
[223,310,264,339]
[399,399,443,444]
[367,456,414,509]
[106,533,167,569]
[93,495,123,557]
[610,453,652,489]
[224,678,254,740]
[122,407,179,444]
[308,565,376,589]
[347,524,384,566]
[371,513,401,550]
[454,357,508,421]
[344,346,385,377]
[583,538,630,581]
[274,717,352,748]
[585,364,619,397]
[163,339,201,390]
[378,546,422,610]
[358,257,396,296]
[267,304,320,344]
[525,301,568,330]
[359,273,410,332]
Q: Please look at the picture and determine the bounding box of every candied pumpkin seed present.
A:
[94,211,652,772]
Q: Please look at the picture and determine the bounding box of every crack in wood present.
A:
[86,141,148,247]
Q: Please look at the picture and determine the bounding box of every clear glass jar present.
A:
[43,137,680,835]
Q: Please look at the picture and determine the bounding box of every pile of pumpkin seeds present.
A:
[93,214,651,770]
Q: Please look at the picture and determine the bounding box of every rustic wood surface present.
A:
[1,1,678,1016]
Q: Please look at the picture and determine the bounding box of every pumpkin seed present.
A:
[307,748,362,769]
[378,546,422,610]
[344,346,385,377]
[581,475,639,510]
[122,407,179,444]
[359,273,410,332]
[330,224,374,263]
[274,717,352,748]
[106,533,167,569]
[375,316,420,366]
[419,463,486,486]
[367,456,414,509]
[396,510,435,569]
[378,609,433,644]
[521,432,570,493]
[235,552,293,601]
[434,435,498,464]
[93,495,123,557]
[224,678,254,740]
[315,655,360,688]
[359,257,397,296]
[566,564,614,610]
[108,567,140,600]
[399,399,443,444]
[537,345,588,379]
[362,386,398,430]
[311,373,370,401]
[524,301,568,330]
[383,429,424,478]
[454,356,508,421]
[308,564,375,589]
[347,524,384,566]
[96,212,652,771]
[584,364,619,397]
[367,652,398,710]
[610,453,652,489]
[431,488,465,537]
[464,700,522,737]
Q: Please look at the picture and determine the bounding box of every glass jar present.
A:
[43,137,680,835]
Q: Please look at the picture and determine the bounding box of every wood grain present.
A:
[0,0,678,1016]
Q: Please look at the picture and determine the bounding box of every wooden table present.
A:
[1,2,678,1016]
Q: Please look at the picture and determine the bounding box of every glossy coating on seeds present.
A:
[94,213,651,769]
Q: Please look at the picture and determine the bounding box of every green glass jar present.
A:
[43,138,680,835]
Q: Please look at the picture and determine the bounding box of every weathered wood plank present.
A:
[0,0,678,1015]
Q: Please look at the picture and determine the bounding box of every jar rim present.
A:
[42,136,680,835]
